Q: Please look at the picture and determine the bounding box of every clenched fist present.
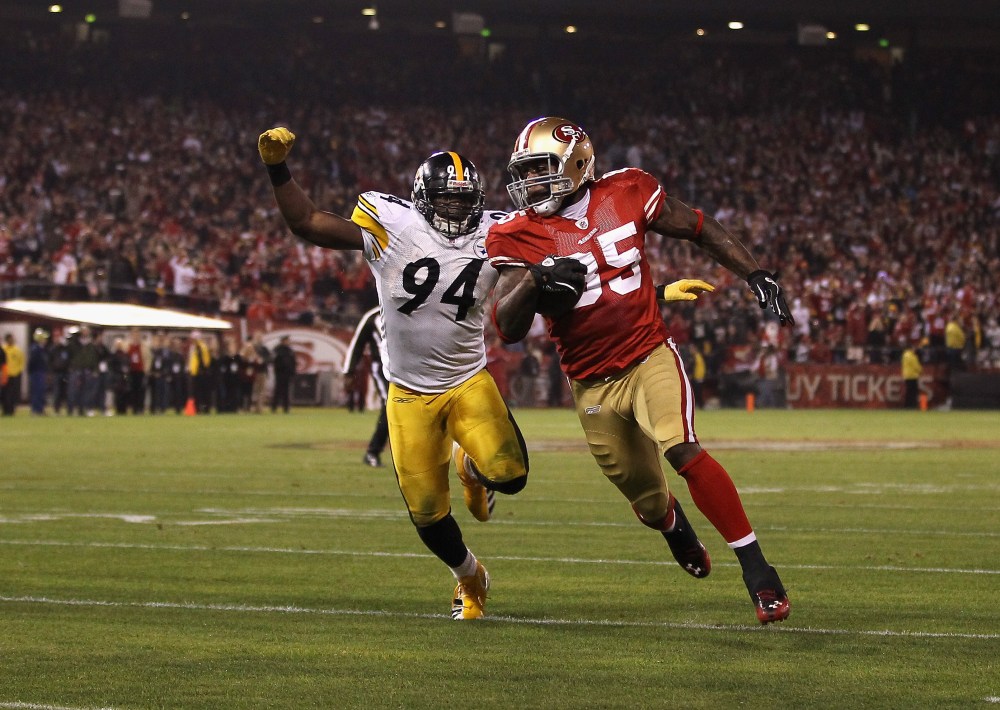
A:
[258,127,296,165]
[656,279,715,302]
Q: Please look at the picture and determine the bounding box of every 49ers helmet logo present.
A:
[552,123,586,143]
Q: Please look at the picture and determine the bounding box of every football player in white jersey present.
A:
[258,127,528,620]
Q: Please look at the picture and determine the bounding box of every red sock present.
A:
[677,450,753,545]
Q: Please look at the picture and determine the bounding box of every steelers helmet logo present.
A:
[474,238,488,258]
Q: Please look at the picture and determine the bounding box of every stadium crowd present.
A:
[1,26,998,408]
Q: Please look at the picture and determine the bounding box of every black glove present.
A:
[747,270,794,326]
[529,256,587,298]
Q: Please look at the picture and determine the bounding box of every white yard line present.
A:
[1,539,997,575]
[2,483,999,499]
[0,703,120,710]
[2,507,999,538]
[0,595,996,640]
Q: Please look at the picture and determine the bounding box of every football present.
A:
[536,287,581,318]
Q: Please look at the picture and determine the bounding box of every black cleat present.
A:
[664,500,712,579]
[363,452,383,468]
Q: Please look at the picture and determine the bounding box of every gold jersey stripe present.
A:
[351,200,389,252]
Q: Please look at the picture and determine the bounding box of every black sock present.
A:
[734,539,767,573]
[415,513,467,568]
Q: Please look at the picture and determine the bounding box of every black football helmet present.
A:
[412,151,485,237]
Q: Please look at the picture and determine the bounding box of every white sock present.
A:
[451,550,478,579]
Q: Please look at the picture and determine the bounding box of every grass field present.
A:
[1,407,998,709]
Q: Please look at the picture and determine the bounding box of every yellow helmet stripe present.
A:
[446,151,464,181]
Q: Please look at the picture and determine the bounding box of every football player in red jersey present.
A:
[486,117,795,624]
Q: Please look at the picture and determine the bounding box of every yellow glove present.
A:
[656,279,715,302]
[258,127,296,165]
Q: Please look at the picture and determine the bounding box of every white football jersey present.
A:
[351,191,505,393]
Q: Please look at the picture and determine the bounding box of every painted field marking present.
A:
[0,703,120,710]
[1,595,997,641]
[3,506,999,545]
[1,539,997,575]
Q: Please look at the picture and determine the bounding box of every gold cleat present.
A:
[451,561,490,620]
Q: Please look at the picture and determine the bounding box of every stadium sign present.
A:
[785,364,947,409]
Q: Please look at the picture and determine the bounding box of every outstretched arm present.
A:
[651,195,794,325]
[651,195,758,278]
[258,128,364,251]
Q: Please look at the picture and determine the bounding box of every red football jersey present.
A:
[487,168,669,380]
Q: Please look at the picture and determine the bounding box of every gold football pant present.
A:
[388,369,528,527]
[569,341,697,523]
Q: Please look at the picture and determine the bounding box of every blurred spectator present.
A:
[239,339,263,413]
[108,337,131,415]
[756,343,786,409]
[901,341,924,409]
[485,335,515,402]
[126,328,150,414]
[272,335,296,414]
[27,328,49,415]
[945,310,967,372]
[544,341,567,407]
[48,330,71,414]
[251,333,272,413]
[217,336,242,413]
[68,326,100,416]
[148,333,169,414]
[2,333,25,415]
[188,331,213,413]
[165,336,187,413]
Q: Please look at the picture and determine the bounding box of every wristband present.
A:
[266,161,292,187]
[692,208,704,237]
[655,284,667,301]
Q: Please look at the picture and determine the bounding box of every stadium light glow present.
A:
[48,4,62,12]
[826,31,836,39]
[480,28,492,37]
[696,28,706,36]
[180,11,190,20]
[312,16,323,23]
[565,25,577,33]
[84,12,96,23]
[361,7,376,16]
[878,38,889,48]
[855,23,870,31]
[434,20,446,29]
[728,21,744,30]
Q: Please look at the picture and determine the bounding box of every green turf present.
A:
[1,407,998,709]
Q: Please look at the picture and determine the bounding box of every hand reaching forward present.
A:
[655,279,715,302]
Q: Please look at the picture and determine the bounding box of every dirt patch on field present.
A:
[271,439,998,453]
[527,439,999,452]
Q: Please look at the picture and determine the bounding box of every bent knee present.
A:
[470,450,528,494]
[632,490,670,526]
[473,462,528,495]
[410,507,450,528]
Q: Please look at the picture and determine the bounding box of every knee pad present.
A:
[472,466,527,495]
[631,491,672,529]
